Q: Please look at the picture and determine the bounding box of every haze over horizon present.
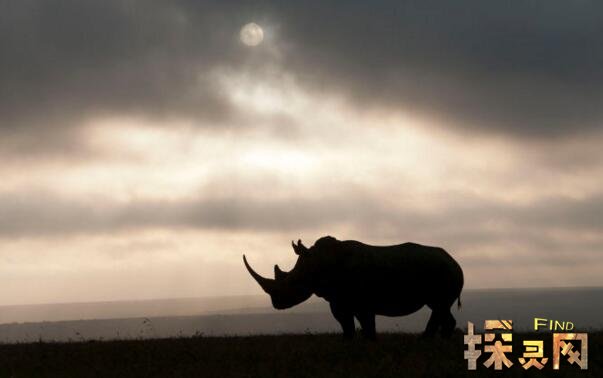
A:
[1,1,602,306]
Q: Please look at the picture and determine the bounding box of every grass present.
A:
[0,331,600,377]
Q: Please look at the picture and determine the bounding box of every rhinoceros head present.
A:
[243,239,319,309]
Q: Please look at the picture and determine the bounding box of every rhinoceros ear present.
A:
[291,239,309,255]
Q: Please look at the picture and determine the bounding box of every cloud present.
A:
[0,190,379,237]
[2,189,602,245]
[3,0,603,300]
[0,0,244,124]
[0,0,270,154]
[2,187,603,291]
[271,0,603,137]
[2,0,603,154]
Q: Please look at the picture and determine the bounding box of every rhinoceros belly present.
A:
[373,301,425,316]
[357,262,446,315]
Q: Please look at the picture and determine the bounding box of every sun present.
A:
[240,22,264,46]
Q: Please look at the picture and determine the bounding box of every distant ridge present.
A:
[0,295,270,324]
[0,287,602,342]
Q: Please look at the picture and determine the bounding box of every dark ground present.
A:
[0,331,599,378]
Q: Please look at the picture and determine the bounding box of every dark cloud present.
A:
[2,189,602,254]
[0,190,382,237]
[2,0,602,153]
[271,0,603,137]
[0,0,255,123]
[0,0,271,153]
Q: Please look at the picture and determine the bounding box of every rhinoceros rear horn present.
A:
[291,239,309,255]
[243,255,275,294]
[274,264,287,280]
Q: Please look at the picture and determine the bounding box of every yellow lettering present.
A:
[554,320,564,331]
[534,318,548,331]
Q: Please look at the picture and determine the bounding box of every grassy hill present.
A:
[0,331,600,378]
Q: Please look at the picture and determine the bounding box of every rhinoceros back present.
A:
[330,240,463,316]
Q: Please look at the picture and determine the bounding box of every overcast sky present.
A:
[1,0,602,305]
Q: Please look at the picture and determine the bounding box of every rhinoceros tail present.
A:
[457,294,462,310]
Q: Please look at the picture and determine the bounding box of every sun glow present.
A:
[240,148,316,173]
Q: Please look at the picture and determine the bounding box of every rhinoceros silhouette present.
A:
[244,236,464,339]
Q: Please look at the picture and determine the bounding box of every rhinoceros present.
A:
[243,236,463,339]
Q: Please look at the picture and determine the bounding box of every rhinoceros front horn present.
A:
[243,255,275,294]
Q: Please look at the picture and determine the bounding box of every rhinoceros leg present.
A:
[422,310,441,337]
[423,307,456,338]
[329,302,355,339]
[440,309,456,337]
[356,312,376,340]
